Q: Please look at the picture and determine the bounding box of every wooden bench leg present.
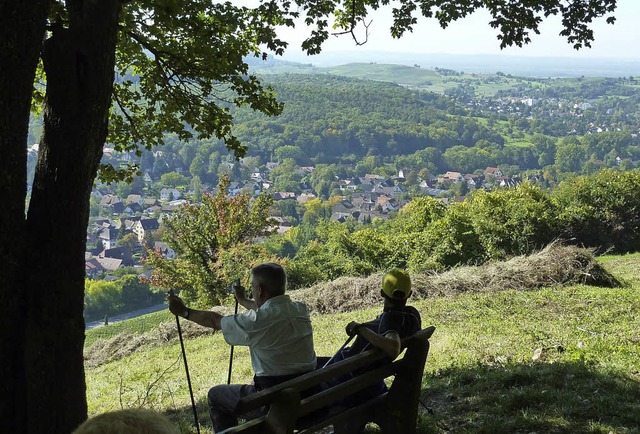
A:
[265,388,300,434]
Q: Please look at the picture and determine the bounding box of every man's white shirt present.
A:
[221,294,317,376]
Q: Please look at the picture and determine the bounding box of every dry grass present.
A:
[85,243,618,367]
[84,307,230,368]
[296,242,620,314]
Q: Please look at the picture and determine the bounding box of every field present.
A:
[84,252,640,433]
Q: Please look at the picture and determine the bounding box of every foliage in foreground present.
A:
[145,176,277,307]
[84,253,640,433]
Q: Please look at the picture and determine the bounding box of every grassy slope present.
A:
[84,254,640,433]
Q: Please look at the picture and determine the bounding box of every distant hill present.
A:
[321,63,440,85]
[270,51,640,78]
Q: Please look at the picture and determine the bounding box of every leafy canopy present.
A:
[37,0,617,183]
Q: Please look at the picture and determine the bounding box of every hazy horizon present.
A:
[270,0,640,77]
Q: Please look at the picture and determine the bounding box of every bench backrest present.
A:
[234,325,436,431]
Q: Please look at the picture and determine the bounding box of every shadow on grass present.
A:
[160,360,640,433]
[421,360,640,433]
[162,402,211,434]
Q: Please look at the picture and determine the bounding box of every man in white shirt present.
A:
[168,262,316,433]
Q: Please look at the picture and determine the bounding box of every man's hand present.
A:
[232,281,246,301]
[168,293,188,318]
[346,321,361,337]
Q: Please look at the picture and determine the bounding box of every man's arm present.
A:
[346,321,401,359]
[233,283,257,310]
[168,294,224,330]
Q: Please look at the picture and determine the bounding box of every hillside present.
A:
[83,247,640,433]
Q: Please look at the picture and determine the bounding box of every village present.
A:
[85,160,537,278]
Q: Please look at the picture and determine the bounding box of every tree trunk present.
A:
[0,1,50,432]
[24,1,121,432]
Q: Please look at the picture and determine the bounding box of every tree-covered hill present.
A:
[229,73,505,163]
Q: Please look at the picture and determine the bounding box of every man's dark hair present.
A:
[252,262,287,296]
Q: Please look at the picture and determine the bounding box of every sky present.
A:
[276,0,640,60]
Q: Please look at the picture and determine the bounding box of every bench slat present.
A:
[235,348,389,413]
[297,362,397,416]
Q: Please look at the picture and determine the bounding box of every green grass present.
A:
[85,310,173,347]
[84,255,640,433]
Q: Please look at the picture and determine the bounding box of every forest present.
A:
[69,70,639,195]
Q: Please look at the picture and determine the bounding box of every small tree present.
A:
[146,176,276,306]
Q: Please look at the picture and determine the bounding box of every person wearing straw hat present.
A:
[322,268,421,411]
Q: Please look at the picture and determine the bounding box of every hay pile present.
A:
[295,242,620,314]
[84,307,229,368]
[85,243,619,366]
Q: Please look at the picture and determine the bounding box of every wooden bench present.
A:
[221,325,436,434]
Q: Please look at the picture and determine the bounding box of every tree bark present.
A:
[24,1,121,432]
[0,1,50,432]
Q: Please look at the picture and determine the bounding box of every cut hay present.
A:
[294,242,620,314]
[85,243,619,365]
[84,307,229,368]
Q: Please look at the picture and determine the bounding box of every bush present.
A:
[553,169,640,253]
[466,183,558,259]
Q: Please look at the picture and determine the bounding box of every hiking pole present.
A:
[169,290,200,434]
[227,279,240,384]
[322,334,356,369]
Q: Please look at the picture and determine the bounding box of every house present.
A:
[499,177,521,188]
[160,188,181,201]
[464,174,483,189]
[351,193,376,208]
[483,167,503,178]
[419,179,435,190]
[424,188,446,197]
[331,200,355,214]
[97,227,119,250]
[338,178,360,192]
[297,193,316,204]
[440,171,463,183]
[250,171,268,182]
[95,257,123,272]
[133,218,160,243]
[265,162,279,171]
[227,182,242,196]
[123,202,143,215]
[330,212,355,223]
[169,199,187,207]
[99,247,133,266]
[144,204,162,214]
[154,241,176,259]
[271,192,296,201]
[126,194,143,205]
[270,217,293,235]
[99,194,121,207]
[364,174,385,181]
[120,216,141,232]
[110,201,125,215]
[142,198,159,207]
[377,196,400,212]
[93,218,114,229]
[85,258,104,278]
[299,166,315,174]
